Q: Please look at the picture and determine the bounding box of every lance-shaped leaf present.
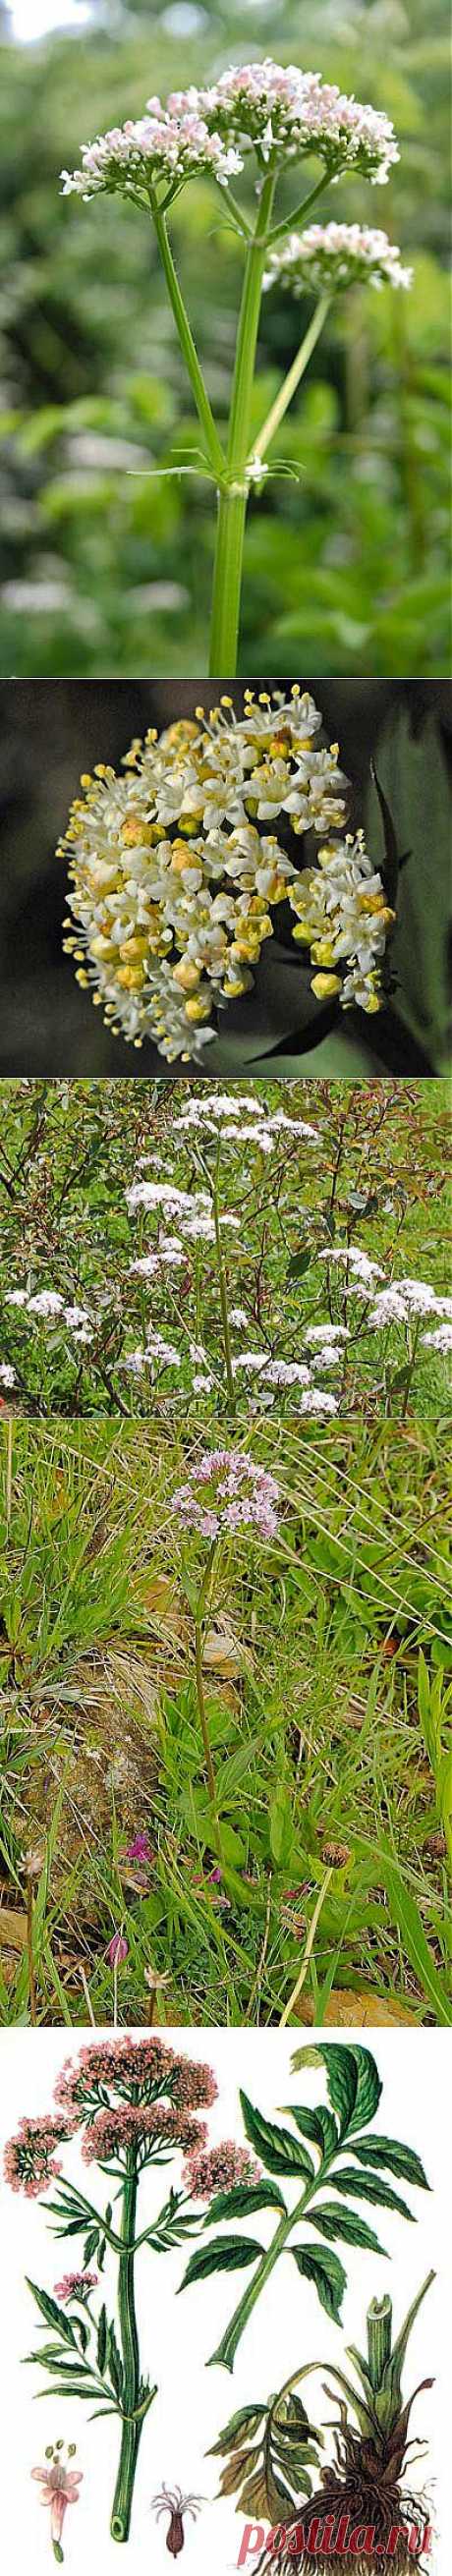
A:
[347,2135,429,2191]
[307,2204,388,2258]
[369,758,406,912]
[181,2235,264,2289]
[327,2165,414,2222]
[203,2180,287,2227]
[282,2104,339,2161]
[239,2091,314,2180]
[26,2280,80,2348]
[290,2044,381,2141]
[291,2244,347,2323]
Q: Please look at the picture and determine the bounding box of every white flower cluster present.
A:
[5,1288,93,1345]
[173,1092,319,1149]
[61,692,360,1061]
[316,1247,452,1344]
[264,222,412,298]
[61,693,396,1057]
[61,105,241,202]
[167,63,399,183]
[61,61,399,205]
[0,1362,16,1391]
[290,829,396,1014]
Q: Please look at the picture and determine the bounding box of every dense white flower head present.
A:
[61,692,363,1062]
[62,61,399,206]
[167,63,399,183]
[0,1363,16,1390]
[264,223,412,299]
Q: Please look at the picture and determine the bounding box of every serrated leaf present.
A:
[330,2166,413,2221]
[96,2305,107,2376]
[281,2104,338,2160]
[291,2243,347,2321]
[26,2280,79,2347]
[209,2404,265,2457]
[307,2204,387,2257]
[349,2136,429,2191]
[204,2180,287,2224]
[289,2044,381,2140]
[181,2235,264,2289]
[239,2091,314,2180]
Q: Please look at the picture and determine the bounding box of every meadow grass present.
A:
[0,1412,450,2031]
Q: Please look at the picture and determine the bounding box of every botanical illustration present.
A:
[1,1079,450,1423]
[61,54,410,677]
[31,2439,83,2566]
[4,2033,243,2544]
[181,2041,430,2370]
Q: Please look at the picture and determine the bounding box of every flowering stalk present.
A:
[4,2037,220,2548]
[62,59,409,678]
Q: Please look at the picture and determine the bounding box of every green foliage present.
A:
[0,0,450,673]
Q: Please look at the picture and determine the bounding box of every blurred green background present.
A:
[0,0,450,679]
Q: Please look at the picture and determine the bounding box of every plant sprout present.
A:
[61,59,411,677]
[254,2272,434,2573]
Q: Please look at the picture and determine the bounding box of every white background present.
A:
[0,2027,449,2572]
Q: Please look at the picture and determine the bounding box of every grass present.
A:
[0,1412,451,2031]
[0,1076,450,1419]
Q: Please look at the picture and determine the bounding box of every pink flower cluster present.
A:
[82,2101,206,2166]
[54,2270,98,2301]
[183,2141,260,2199]
[3,2114,77,2199]
[61,104,242,200]
[167,61,399,181]
[54,2033,218,2115]
[62,58,398,204]
[173,1448,279,1540]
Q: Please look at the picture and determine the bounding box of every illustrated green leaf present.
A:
[348,2047,382,2137]
[209,2404,265,2457]
[204,2180,287,2224]
[290,2044,381,2140]
[349,2137,429,2191]
[106,2320,124,2403]
[96,2304,107,2376]
[307,2204,387,2257]
[329,2166,414,2222]
[281,2104,338,2160]
[291,2243,347,2322]
[240,2091,314,2180]
[181,2235,264,2289]
[83,2227,100,2267]
[26,2280,79,2347]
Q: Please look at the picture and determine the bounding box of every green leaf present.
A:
[281,2104,338,2160]
[204,2181,287,2224]
[268,1783,295,1869]
[209,2404,265,2457]
[181,2236,264,2289]
[307,2205,387,2257]
[287,1250,311,1280]
[348,2048,383,2137]
[348,2137,429,2192]
[26,2280,78,2347]
[377,1851,452,2025]
[330,2167,413,2221]
[106,2320,123,2404]
[240,2091,314,2181]
[292,2243,347,2321]
[96,2304,107,2376]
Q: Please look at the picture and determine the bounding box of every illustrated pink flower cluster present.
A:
[62,59,399,201]
[173,1447,280,1540]
[4,2035,261,2212]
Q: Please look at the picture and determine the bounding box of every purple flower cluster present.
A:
[173,1448,279,1540]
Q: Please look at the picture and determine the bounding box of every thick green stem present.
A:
[195,1616,223,1865]
[250,294,331,466]
[209,170,275,676]
[207,2144,336,2372]
[367,2293,393,2388]
[110,2156,152,2545]
[151,203,225,482]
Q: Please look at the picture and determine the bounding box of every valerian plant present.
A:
[3,2036,257,2547]
[62,59,411,677]
[173,1446,280,1864]
[181,2043,430,2376]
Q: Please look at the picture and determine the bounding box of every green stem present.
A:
[211,1180,236,1412]
[400,1316,421,1420]
[110,2156,153,2544]
[267,166,335,248]
[151,202,225,483]
[195,1616,224,1866]
[250,294,331,466]
[209,170,275,676]
[208,2145,336,2373]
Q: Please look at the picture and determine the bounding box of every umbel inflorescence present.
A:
[62,60,399,200]
[60,692,396,1061]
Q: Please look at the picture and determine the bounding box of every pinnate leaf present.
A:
[240,2091,314,2180]
[182,2235,264,2289]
